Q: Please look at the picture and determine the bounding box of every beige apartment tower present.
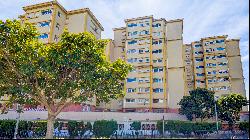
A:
[100,16,185,113]
[183,36,246,105]
[19,0,104,43]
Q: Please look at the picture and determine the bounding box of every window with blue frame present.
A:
[217,55,226,58]
[153,67,163,72]
[152,49,162,54]
[38,33,48,39]
[217,47,225,51]
[153,88,163,93]
[152,23,161,27]
[41,9,52,15]
[196,73,205,76]
[128,40,137,45]
[195,58,203,62]
[194,44,201,48]
[127,78,136,83]
[196,66,204,69]
[216,39,224,44]
[128,23,137,27]
[39,21,50,27]
[153,78,163,83]
[127,88,136,93]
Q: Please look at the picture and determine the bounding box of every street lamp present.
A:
[162,115,164,138]
[214,95,219,133]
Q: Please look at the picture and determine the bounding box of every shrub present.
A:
[156,120,221,135]
[239,121,249,132]
[93,120,117,138]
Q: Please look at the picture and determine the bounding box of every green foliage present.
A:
[178,88,215,121]
[0,19,132,112]
[93,120,117,138]
[130,121,141,131]
[217,93,248,128]
[239,121,249,132]
[0,19,132,138]
[156,120,221,135]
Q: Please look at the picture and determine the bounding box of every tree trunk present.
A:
[46,113,56,139]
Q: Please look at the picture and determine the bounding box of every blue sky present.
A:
[0,0,249,99]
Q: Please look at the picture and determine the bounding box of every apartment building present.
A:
[183,36,246,109]
[19,0,104,43]
[98,16,185,113]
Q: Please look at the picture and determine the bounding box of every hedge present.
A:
[156,120,221,135]
[0,119,92,138]
[239,121,249,132]
[93,120,117,138]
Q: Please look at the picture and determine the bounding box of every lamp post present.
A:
[214,95,219,133]
[162,115,164,138]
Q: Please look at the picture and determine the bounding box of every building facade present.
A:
[98,16,185,113]
[183,36,246,103]
[19,0,104,44]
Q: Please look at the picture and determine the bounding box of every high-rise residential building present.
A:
[183,36,246,111]
[98,16,185,113]
[19,0,104,44]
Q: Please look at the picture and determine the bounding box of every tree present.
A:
[0,20,132,138]
[130,121,141,138]
[217,93,248,131]
[178,88,215,121]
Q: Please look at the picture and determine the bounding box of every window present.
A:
[194,44,201,48]
[206,48,215,52]
[145,88,150,93]
[127,88,136,93]
[39,21,50,27]
[145,58,150,63]
[217,47,225,51]
[153,88,163,93]
[127,58,137,63]
[219,70,228,74]
[56,23,60,30]
[58,11,61,17]
[128,40,137,45]
[152,40,162,45]
[216,39,225,44]
[207,70,216,75]
[152,49,162,54]
[194,51,203,55]
[206,63,216,67]
[127,78,136,83]
[196,66,204,69]
[196,73,205,76]
[38,33,48,39]
[127,49,137,54]
[152,23,161,27]
[126,99,135,103]
[217,55,226,59]
[218,62,227,66]
[196,80,205,84]
[54,35,58,42]
[128,23,137,27]
[153,59,163,63]
[153,67,163,72]
[195,58,203,62]
[153,78,163,83]
[140,30,149,35]
[41,9,52,15]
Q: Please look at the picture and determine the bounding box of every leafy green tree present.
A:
[0,20,132,138]
[178,88,215,121]
[217,93,248,131]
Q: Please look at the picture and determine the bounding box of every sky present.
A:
[0,0,249,99]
